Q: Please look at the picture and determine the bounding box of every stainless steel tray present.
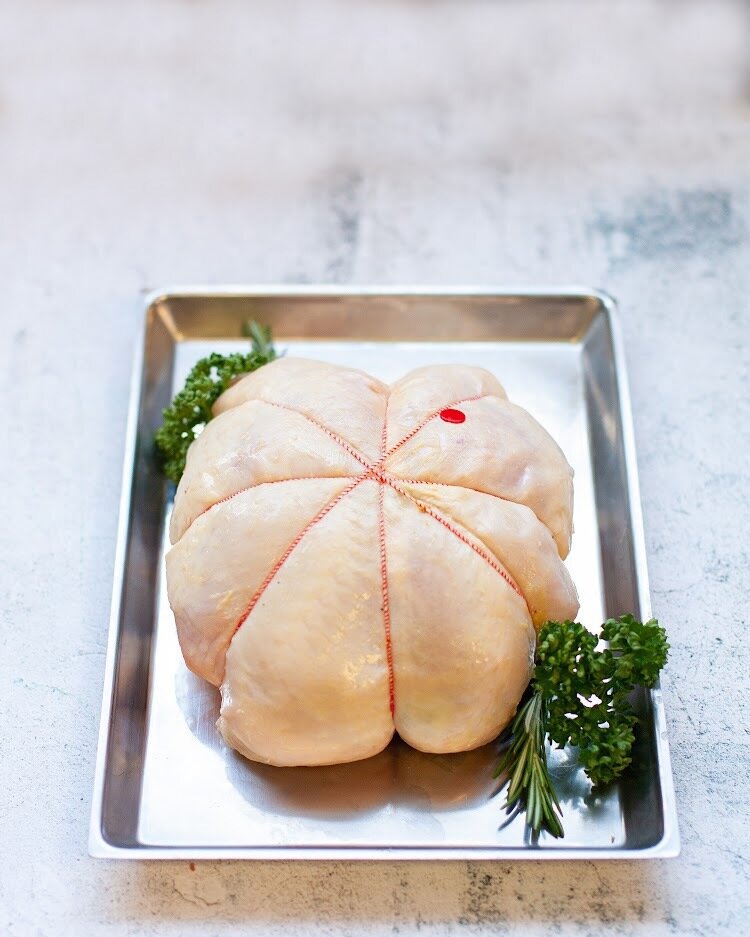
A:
[89,287,679,860]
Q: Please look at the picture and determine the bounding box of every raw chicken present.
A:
[166,358,579,766]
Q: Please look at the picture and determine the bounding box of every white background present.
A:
[1,1,748,934]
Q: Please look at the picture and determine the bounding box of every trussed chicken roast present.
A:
[166,358,579,766]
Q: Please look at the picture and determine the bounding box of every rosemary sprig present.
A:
[494,690,564,838]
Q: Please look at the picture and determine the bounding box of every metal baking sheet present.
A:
[89,287,679,860]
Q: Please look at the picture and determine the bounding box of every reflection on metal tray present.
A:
[89,287,679,860]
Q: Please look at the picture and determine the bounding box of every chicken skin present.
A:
[166,358,578,766]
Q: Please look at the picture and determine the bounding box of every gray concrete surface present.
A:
[1,0,749,934]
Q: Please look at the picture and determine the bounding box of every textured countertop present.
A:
[1,1,749,934]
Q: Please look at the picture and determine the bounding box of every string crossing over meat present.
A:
[166,357,579,767]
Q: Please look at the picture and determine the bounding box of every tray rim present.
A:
[89,285,679,861]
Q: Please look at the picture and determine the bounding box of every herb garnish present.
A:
[495,615,669,839]
[154,320,276,485]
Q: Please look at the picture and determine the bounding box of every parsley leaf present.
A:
[154,321,276,485]
[495,615,669,838]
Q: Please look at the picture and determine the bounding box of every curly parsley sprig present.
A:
[494,615,669,838]
[154,320,277,485]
